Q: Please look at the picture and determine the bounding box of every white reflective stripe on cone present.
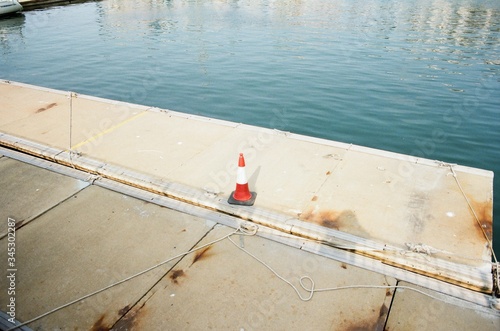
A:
[236,166,247,184]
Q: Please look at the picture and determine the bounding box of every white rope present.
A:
[229,235,315,301]
[404,242,438,255]
[229,233,448,304]
[230,230,500,313]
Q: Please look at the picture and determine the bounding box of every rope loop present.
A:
[238,222,258,236]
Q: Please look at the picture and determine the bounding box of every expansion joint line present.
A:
[315,143,353,194]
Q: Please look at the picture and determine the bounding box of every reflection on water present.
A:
[1,0,499,254]
[3,0,496,73]
[86,0,500,82]
[0,13,25,53]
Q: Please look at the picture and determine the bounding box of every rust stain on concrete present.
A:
[468,197,493,241]
[170,269,185,284]
[90,315,111,331]
[344,304,388,331]
[118,304,130,316]
[300,207,369,237]
[35,102,57,113]
[114,303,148,330]
[191,245,213,265]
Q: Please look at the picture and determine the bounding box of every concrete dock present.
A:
[0,80,499,329]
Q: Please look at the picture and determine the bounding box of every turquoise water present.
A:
[1,0,499,255]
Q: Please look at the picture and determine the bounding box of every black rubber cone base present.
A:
[228,191,257,206]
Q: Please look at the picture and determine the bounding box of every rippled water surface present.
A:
[1,0,499,254]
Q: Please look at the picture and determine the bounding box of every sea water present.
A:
[1,0,499,255]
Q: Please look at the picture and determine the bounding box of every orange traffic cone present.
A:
[228,153,257,206]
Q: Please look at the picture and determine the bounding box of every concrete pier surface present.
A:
[0,80,499,329]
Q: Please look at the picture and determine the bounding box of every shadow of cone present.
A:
[228,153,257,206]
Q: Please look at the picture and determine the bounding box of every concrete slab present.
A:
[115,225,396,330]
[0,184,214,330]
[300,148,493,265]
[0,157,88,237]
[385,281,500,330]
